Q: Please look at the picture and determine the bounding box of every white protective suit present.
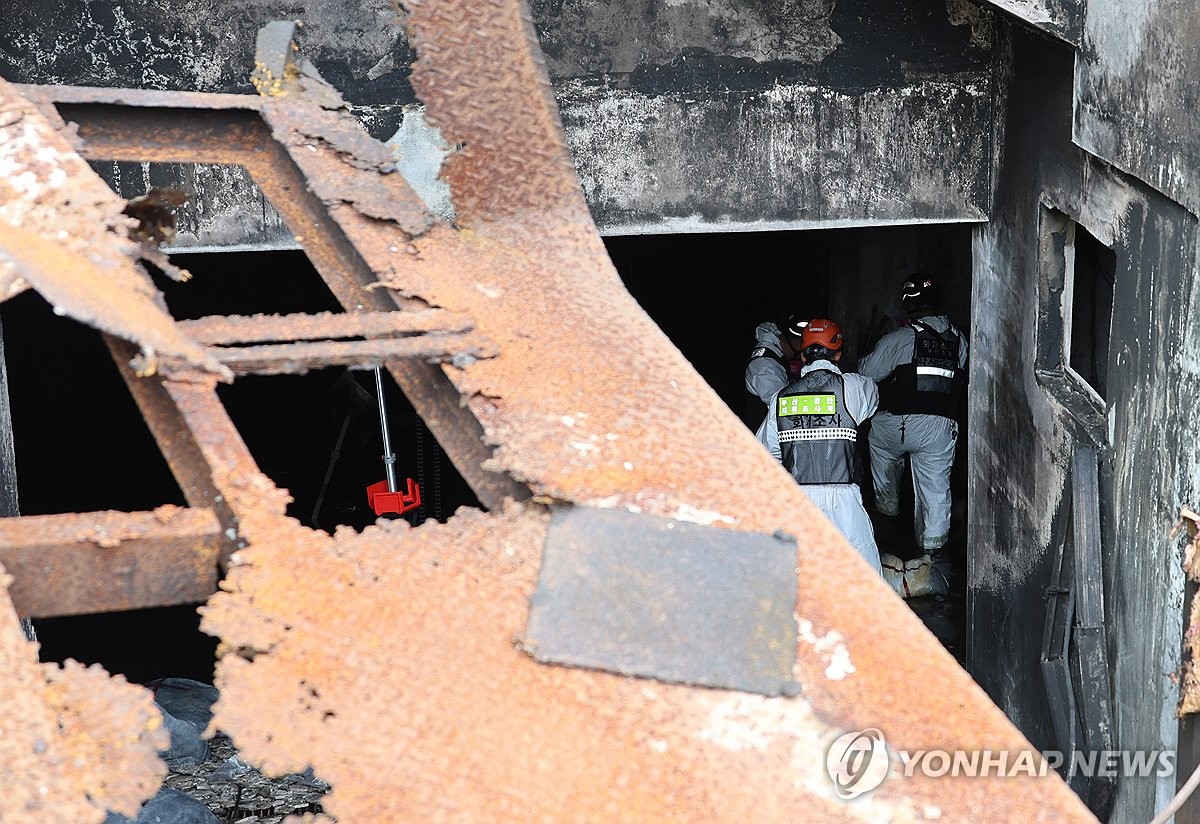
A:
[857,315,968,551]
[744,321,790,404]
[758,360,882,574]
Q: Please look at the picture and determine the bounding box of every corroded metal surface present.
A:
[192,4,1091,822]
[105,337,246,565]
[174,309,494,378]
[0,77,223,378]
[20,81,529,507]
[202,504,1090,822]
[0,575,167,822]
[14,84,268,111]
[0,506,221,618]
[1176,506,1200,715]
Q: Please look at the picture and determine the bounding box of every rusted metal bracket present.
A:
[523,507,800,697]
[0,507,221,618]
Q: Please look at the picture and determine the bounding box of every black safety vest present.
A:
[879,321,964,418]
[776,369,862,485]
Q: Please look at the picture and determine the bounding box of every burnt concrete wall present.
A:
[539,0,995,234]
[970,22,1198,821]
[0,0,413,251]
[1073,0,1200,218]
[0,0,995,249]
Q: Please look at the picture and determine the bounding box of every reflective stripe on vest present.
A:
[779,427,858,443]
[916,365,955,378]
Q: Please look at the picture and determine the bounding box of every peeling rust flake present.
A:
[1176,506,1200,715]
[0,569,166,823]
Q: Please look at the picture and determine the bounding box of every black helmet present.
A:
[780,313,809,338]
[901,273,940,312]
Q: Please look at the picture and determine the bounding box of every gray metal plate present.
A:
[524,507,799,696]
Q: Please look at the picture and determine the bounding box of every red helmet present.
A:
[801,318,844,352]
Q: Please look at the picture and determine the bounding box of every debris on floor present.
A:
[162,733,328,823]
[104,676,330,823]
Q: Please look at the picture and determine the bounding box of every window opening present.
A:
[1064,222,1116,400]
[1036,208,1115,420]
[157,251,479,533]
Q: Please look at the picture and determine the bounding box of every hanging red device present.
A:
[367,477,421,516]
[367,366,422,517]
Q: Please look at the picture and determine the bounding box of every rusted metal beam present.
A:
[192,333,496,377]
[14,84,265,112]
[105,335,248,564]
[177,309,474,345]
[52,103,267,167]
[0,507,221,618]
[104,357,293,568]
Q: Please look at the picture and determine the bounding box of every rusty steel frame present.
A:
[0,507,221,618]
[188,335,492,377]
[176,308,475,345]
[174,309,493,376]
[16,83,528,512]
[0,81,529,618]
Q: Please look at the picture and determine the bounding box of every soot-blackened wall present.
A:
[0,0,995,248]
[969,22,1199,822]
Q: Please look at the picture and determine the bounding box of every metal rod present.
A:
[374,367,398,492]
[311,414,352,530]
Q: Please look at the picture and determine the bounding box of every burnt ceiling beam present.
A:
[0,507,222,618]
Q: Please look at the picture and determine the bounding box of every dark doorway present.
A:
[1067,223,1116,400]
[605,223,973,662]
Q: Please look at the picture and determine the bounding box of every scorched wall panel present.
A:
[0,0,996,248]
